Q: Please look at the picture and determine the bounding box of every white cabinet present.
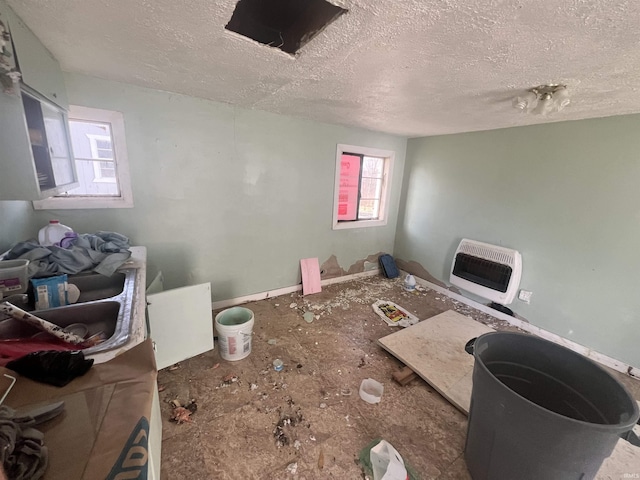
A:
[0,85,37,199]
[146,274,214,370]
[1,1,67,108]
[21,88,78,195]
[0,0,76,200]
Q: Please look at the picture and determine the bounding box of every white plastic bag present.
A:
[370,440,408,480]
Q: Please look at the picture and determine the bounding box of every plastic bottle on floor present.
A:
[38,220,74,246]
[404,274,416,292]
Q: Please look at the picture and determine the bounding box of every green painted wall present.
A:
[3,62,636,368]
[0,201,37,252]
[14,73,406,297]
[395,115,640,367]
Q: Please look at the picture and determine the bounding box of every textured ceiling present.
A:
[8,0,640,137]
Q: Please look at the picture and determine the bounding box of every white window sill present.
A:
[332,218,388,230]
[33,195,133,210]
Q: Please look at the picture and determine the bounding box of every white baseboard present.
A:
[405,271,639,377]
[211,268,381,310]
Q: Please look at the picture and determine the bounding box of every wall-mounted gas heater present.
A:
[450,239,522,305]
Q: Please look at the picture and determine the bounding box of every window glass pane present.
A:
[99,161,116,178]
[360,178,382,200]
[358,199,380,220]
[96,148,113,160]
[62,160,120,196]
[362,156,384,178]
[96,139,111,150]
[69,121,112,159]
[42,104,74,186]
[67,120,119,197]
[337,154,361,221]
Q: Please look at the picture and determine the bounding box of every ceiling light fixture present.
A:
[513,84,570,115]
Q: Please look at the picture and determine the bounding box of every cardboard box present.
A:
[1,339,157,479]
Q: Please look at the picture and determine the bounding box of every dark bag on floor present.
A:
[379,254,399,279]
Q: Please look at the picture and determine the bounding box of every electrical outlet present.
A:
[518,289,533,304]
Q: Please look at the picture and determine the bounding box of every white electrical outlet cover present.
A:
[518,290,532,303]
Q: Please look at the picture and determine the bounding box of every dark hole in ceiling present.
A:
[225,0,347,55]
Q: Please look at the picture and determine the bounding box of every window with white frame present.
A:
[87,134,116,182]
[332,144,394,230]
[33,106,133,209]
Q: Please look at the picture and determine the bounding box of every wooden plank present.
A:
[378,309,494,414]
[392,366,418,386]
[300,257,322,295]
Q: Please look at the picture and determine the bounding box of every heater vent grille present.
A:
[450,239,522,305]
[457,242,516,267]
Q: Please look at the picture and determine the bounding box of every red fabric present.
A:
[0,339,77,366]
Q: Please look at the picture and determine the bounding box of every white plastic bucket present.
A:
[215,307,254,361]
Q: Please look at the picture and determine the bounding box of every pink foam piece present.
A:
[300,257,322,296]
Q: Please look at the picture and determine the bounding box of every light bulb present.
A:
[513,91,538,111]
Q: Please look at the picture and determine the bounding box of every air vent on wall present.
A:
[225,0,347,55]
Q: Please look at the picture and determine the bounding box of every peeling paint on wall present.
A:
[320,252,383,279]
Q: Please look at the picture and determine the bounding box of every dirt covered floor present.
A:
[157,275,640,480]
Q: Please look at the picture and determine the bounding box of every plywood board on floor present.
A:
[378,309,493,414]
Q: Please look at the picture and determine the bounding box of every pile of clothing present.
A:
[0,402,65,480]
[4,232,131,278]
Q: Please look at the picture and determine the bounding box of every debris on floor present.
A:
[273,408,304,448]
[340,387,352,396]
[286,462,298,475]
[222,373,238,384]
[169,398,197,424]
[218,373,240,389]
[370,439,407,480]
[170,406,193,424]
[158,273,558,478]
[359,378,384,404]
[359,439,420,480]
[273,359,284,371]
[372,300,419,327]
